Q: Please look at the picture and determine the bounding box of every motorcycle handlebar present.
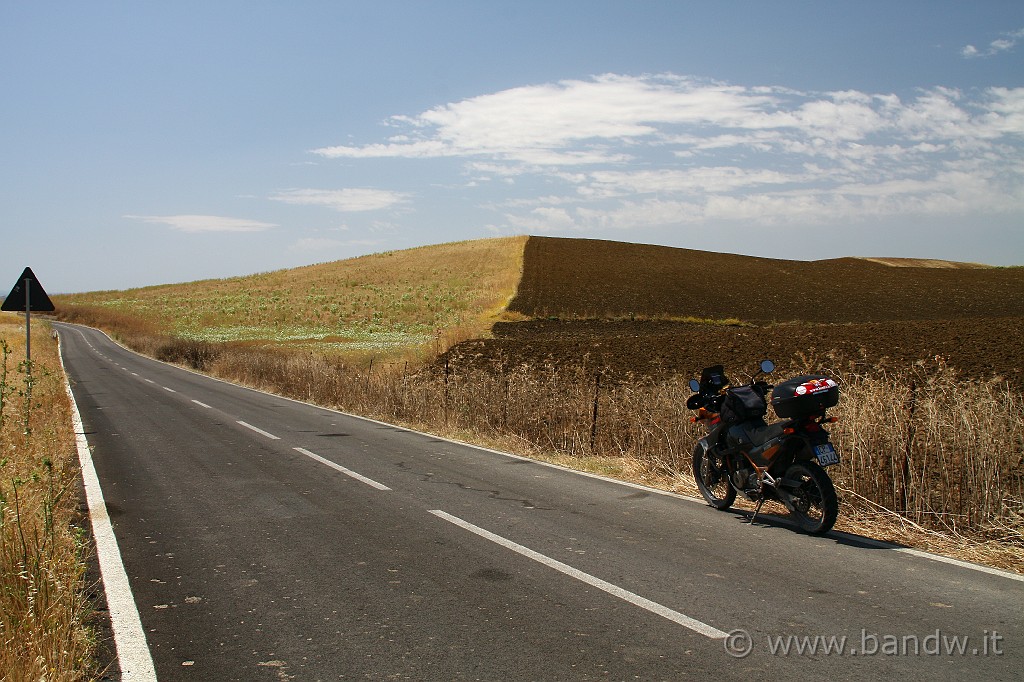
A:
[686,379,772,412]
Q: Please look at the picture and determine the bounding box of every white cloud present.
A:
[529,207,577,231]
[312,73,1024,235]
[125,214,276,233]
[270,188,410,212]
[981,86,1024,135]
[315,74,781,164]
[789,97,888,139]
[962,27,1024,58]
[313,139,450,159]
[581,167,800,198]
[316,75,1023,164]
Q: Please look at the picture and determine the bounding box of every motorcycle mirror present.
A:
[686,394,704,410]
[760,359,776,374]
[689,379,701,393]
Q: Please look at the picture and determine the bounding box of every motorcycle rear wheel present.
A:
[783,461,839,535]
[693,443,736,510]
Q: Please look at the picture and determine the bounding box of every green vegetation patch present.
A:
[56,236,528,362]
[175,324,434,351]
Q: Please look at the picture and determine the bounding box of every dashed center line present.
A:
[237,421,281,440]
[294,447,391,490]
[163,387,176,393]
[429,509,728,640]
[191,400,212,409]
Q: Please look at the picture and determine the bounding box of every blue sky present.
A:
[2,2,1022,293]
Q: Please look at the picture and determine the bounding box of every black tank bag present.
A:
[720,385,768,424]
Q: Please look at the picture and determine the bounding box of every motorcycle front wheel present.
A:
[782,461,839,535]
[692,443,736,510]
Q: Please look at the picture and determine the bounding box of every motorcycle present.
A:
[686,360,841,535]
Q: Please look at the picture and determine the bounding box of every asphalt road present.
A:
[56,323,1023,681]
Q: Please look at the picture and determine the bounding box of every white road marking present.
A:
[429,510,728,639]
[237,420,280,440]
[59,344,157,680]
[56,323,1024,586]
[191,400,212,409]
[830,531,1024,583]
[293,447,391,490]
[162,387,176,393]
[145,379,155,384]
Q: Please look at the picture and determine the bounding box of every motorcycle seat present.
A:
[727,419,787,448]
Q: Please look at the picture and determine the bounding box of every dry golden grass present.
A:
[197,348,1024,574]
[52,237,1023,575]
[0,313,97,680]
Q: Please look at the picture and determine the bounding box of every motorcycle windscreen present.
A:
[699,365,730,393]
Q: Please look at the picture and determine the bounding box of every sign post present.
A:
[2,267,56,364]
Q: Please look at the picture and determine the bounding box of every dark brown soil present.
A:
[444,237,1024,385]
[446,317,1024,386]
[508,236,1024,323]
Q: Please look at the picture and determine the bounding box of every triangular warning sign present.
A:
[2,267,55,312]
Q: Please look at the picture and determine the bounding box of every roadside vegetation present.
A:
[57,236,527,364]
[0,315,97,680]
[53,236,1024,574]
[170,348,1024,572]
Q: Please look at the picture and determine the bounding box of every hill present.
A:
[508,236,1023,323]
[56,237,527,357]
[55,235,1024,383]
[449,237,1024,385]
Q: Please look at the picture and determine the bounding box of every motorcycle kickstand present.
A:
[749,498,765,525]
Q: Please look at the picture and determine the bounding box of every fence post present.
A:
[590,372,601,453]
[502,376,510,429]
[443,358,451,426]
[901,380,917,516]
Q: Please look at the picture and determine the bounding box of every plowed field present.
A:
[443,237,1024,385]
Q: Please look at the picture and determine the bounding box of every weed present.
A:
[0,314,97,679]
[200,342,1023,559]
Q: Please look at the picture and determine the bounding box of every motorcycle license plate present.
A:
[814,443,840,467]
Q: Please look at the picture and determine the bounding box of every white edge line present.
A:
[236,420,280,440]
[429,509,727,639]
[294,447,391,491]
[55,322,1024,584]
[829,531,1024,583]
[59,339,158,680]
